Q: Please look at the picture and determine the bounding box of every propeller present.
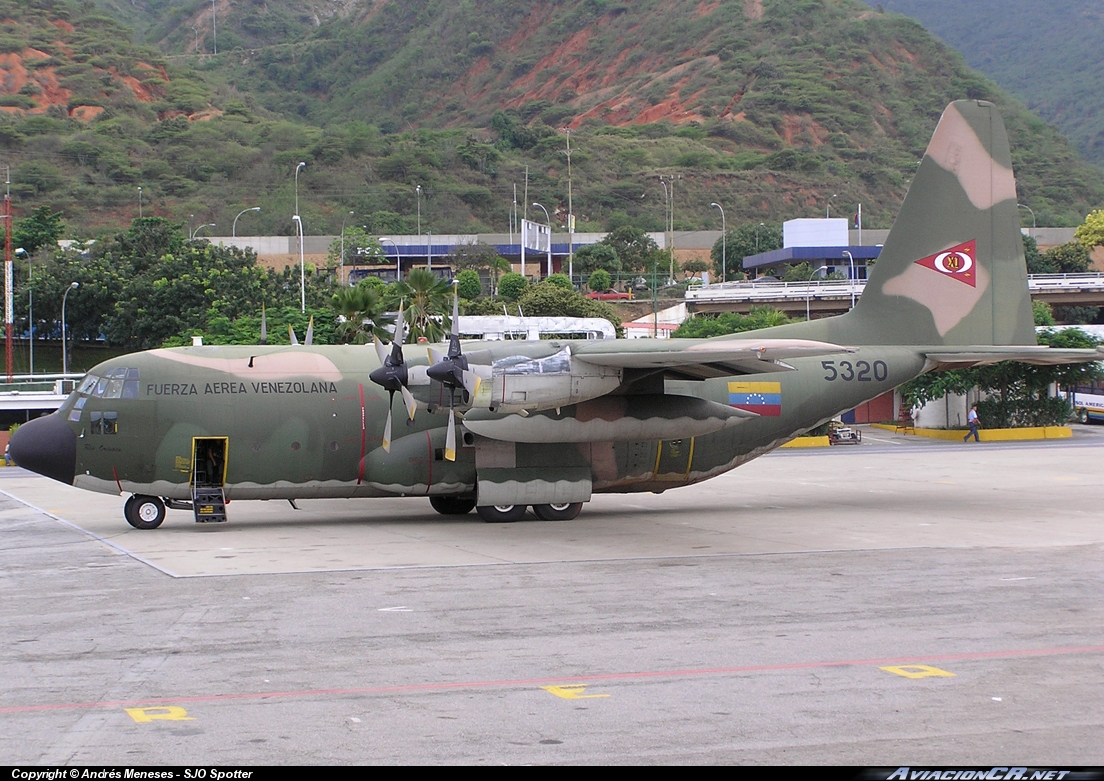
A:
[369,301,417,452]
[288,324,299,345]
[427,281,480,461]
[305,316,314,346]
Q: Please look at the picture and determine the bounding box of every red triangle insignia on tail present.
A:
[914,240,977,287]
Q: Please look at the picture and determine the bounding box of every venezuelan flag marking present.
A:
[728,381,782,417]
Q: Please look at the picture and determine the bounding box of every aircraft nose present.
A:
[9,413,77,485]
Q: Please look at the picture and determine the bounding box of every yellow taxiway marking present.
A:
[541,685,610,700]
[124,706,196,723]
[879,664,956,679]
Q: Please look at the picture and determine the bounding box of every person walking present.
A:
[964,403,980,442]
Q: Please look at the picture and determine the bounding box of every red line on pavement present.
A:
[4,644,1102,715]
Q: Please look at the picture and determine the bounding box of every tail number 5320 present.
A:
[822,360,888,382]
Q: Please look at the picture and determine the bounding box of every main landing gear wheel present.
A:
[476,504,528,523]
[124,495,166,530]
[429,496,477,516]
[1078,408,1089,424]
[532,502,583,521]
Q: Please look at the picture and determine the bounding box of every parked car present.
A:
[586,289,632,301]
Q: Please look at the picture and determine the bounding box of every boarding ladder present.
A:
[191,486,228,523]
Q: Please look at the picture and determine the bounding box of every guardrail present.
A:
[685,273,1104,304]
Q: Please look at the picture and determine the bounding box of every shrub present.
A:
[497,272,528,301]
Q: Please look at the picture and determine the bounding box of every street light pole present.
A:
[340,210,354,285]
[138,186,142,218]
[806,267,822,322]
[294,162,306,217]
[191,26,198,54]
[233,206,260,238]
[827,193,837,219]
[711,202,725,284]
[62,282,78,376]
[293,215,305,313]
[15,247,29,373]
[190,223,215,240]
[379,237,398,283]
[1018,203,1036,237]
[842,250,856,310]
[532,202,552,278]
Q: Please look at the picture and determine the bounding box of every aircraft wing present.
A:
[925,346,1104,368]
[572,338,857,378]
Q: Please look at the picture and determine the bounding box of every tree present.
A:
[447,242,510,295]
[899,328,1103,428]
[681,258,710,278]
[1075,208,1104,249]
[573,243,621,276]
[588,269,611,292]
[455,269,482,300]
[393,267,452,342]
[497,272,528,302]
[331,283,395,344]
[545,273,573,290]
[599,226,662,273]
[672,306,793,337]
[328,227,381,269]
[1033,300,1055,326]
[710,223,782,280]
[1023,234,1049,274]
[1043,241,1091,273]
[14,206,64,255]
[516,282,621,331]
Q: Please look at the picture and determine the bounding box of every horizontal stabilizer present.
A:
[925,346,1104,368]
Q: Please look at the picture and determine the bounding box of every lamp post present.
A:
[756,222,765,252]
[211,0,217,54]
[15,247,29,373]
[842,250,856,309]
[532,202,553,278]
[233,206,260,238]
[294,162,306,217]
[191,26,198,54]
[190,223,215,240]
[61,282,78,376]
[1018,203,1036,237]
[379,237,398,283]
[138,186,142,219]
[827,193,837,219]
[710,202,725,284]
[806,267,822,322]
[659,179,671,283]
[339,211,354,285]
[415,185,422,236]
[293,215,305,313]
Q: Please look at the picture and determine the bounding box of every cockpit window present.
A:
[77,375,98,395]
[103,379,124,399]
[93,378,108,397]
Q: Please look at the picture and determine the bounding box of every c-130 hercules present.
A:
[12,101,1104,528]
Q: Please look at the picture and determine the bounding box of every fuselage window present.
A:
[90,411,102,434]
[102,412,118,435]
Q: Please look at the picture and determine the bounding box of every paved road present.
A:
[2,427,1103,764]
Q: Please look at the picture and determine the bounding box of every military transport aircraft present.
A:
[11,100,1104,527]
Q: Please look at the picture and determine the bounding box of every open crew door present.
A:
[191,437,229,523]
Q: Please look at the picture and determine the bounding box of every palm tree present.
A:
[393,268,452,342]
[330,283,394,344]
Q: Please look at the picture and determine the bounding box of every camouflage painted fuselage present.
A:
[62,339,925,501]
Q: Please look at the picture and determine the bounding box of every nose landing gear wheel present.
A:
[429,496,477,515]
[476,504,528,523]
[532,502,583,521]
[124,495,166,530]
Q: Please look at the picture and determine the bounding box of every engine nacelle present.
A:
[471,347,622,414]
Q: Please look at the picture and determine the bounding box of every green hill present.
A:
[876,0,1104,167]
[1,0,1100,240]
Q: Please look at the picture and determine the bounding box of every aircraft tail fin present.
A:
[845,100,1034,346]
[758,100,1035,348]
